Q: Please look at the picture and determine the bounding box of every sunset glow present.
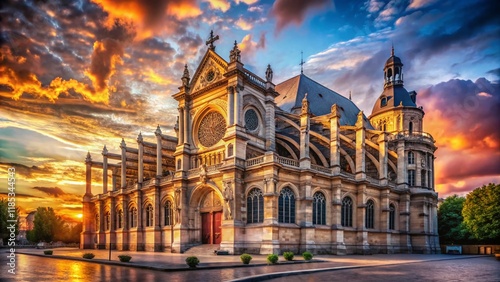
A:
[0,0,498,222]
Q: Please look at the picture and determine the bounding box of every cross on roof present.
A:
[206,30,220,51]
[300,51,305,74]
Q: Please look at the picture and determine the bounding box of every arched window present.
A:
[341,197,353,227]
[381,97,387,107]
[313,192,326,225]
[164,200,173,226]
[104,211,110,231]
[389,204,395,230]
[247,188,264,223]
[278,187,295,224]
[408,151,415,164]
[365,200,374,229]
[130,207,138,228]
[116,209,123,229]
[146,204,154,227]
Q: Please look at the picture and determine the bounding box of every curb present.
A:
[16,251,324,272]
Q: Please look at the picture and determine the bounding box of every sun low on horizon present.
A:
[0,0,499,219]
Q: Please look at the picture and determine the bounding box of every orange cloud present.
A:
[204,0,231,12]
[91,0,202,40]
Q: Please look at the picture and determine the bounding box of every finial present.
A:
[137,132,143,143]
[229,40,241,63]
[391,44,394,56]
[85,151,92,163]
[206,30,220,51]
[349,90,352,100]
[181,64,190,86]
[102,145,108,155]
[120,138,126,148]
[155,124,162,135]
[300,51,304,74]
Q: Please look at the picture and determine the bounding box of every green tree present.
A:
[438,195,469,244]
[0,198,19,245]
[29,207,64,243]
[462,183,500,243]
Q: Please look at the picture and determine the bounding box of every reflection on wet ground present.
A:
[0,252,498,282]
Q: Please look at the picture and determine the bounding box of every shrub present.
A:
[43,250,53,255]
[267,254,279,264]
[302,251,313,261]
[283,251,294,261]
[240,253,252,264]
[82,253,95,259]
[185,256,200,268]
[118,255,132,262]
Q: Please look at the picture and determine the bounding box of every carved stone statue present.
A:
[301,93,309,114]
[265,64,273,82]
[174,188,181,223]
[199,164,208,184]
[229,40,241,63]
[223,181,234,220]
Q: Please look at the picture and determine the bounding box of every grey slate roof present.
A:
[275,74,364,126]
[371,85,417,116]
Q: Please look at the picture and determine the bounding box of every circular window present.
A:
[197,111,226,147]
[245,109,259,131]
[206,70,215,82]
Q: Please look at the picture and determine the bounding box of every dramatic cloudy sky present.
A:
[1,0,499,220]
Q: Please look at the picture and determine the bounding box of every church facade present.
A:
[81,35,440,255]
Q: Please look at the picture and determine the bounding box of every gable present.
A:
[190,50,228,92]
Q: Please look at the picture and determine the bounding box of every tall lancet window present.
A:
[278,187,295,224]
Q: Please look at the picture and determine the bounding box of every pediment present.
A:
[190,50,228,92]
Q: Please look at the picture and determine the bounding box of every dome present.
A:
[385,55,402,66]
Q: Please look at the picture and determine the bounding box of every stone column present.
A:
[265,98,276,151]
[234,86,240,125]
[300,95,310,168]
[102,145,108,193]
[120,139,127,188]
[85,152,92,196]
[331,182,346,254]
[178,107,184,145]
[396,141,406,187]
[330,104,341,173]
[227,87,234,125]
[378,132,388,185]
[183,106,189,144]
[137,133,144,185]
[155,126,162,178]
[355,112,366,180]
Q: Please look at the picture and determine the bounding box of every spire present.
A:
[181,64,190,86]
[137,132,143,143]
[120,138,126,148]
[301,93,309,114]
[349,90,352,100]
[102,145,108,155]
[300,51,304,74]
[391,44,394,56]
[205,30,220,51]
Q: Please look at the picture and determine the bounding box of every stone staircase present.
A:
[183,244,220,255]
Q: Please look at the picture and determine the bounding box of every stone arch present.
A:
[277,182,299,198]
[188,183,225,244]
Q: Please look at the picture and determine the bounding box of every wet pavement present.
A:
[0,248,498,281]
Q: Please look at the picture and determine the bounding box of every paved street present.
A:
[0,248,498,281]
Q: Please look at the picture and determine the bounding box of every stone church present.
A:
[81,33,440,255]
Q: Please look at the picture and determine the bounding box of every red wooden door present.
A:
[213,211,222,244]
[201,213,211,244]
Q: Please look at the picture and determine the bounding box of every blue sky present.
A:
[0,0,499,218]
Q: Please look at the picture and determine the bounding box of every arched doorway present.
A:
[199,190,223,244]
